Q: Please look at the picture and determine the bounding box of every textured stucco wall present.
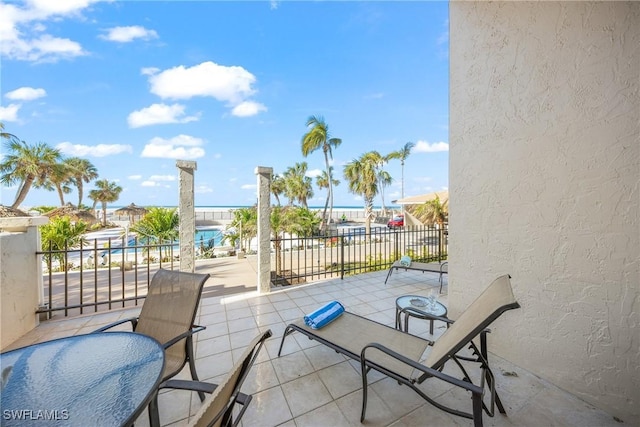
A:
[450,2,639,423]
[0,219,47,349]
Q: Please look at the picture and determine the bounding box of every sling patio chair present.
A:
[277,274,520,427]
[149,329,273,427]
[384,260,448,293]
[94,269,210,401]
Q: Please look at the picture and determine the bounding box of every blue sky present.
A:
[0,0,449,209]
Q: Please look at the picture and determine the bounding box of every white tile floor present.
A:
[5,270,620,427]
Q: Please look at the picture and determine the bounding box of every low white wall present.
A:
[0,217,48,349]
[450,2,639,423]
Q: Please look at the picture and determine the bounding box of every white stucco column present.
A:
[177,160,197,273]
[0,216,49,350]
[255,166,272,293]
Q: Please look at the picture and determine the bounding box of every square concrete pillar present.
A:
[255,166,273,293]
[177,160,197,273]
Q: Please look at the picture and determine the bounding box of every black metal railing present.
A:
[35,224,447,319]
[270,224,448,286]
[36,236,179,319]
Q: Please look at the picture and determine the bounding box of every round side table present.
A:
[395,295,448,334]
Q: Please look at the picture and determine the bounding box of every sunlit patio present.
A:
[5,270,619,427]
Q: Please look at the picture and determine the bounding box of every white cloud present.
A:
[0,0,94,62]
[240,184,256,190]
[147,61,256,102]
[5,87,46,101]
[0,104,20,121]
[141,134,206,160]
[128,175,142,180]
[127,103,200,128]
[414,140,449,153]
[56,142,133,157]
[144,61,267,116]
[231,101,267,117]
[147,174,175,182]
[306,169,323,178]
[141,181,159,187]
[100,26,158,43]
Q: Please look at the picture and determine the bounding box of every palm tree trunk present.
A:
[11,176,34,209]
[77,184,84,208]
[101,202,107,226]
[324,151,332,234]
[364,197,374,239]
[56,185,65,206]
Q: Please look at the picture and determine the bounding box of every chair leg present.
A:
[148,393,161,427]
[384,267,394,284]
[186,336,206,402]
[360,360,369,422]
[471,390,484,427]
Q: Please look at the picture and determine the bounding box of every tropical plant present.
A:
[286,206,321,238]
[130,207,179,261]
[343,151,381,237]
[65,157,99,207]
[88,179,123,225]
[301,116,342,232]
[315,167,340,232]
[283,162,313,208]
[40,216,88,271]
[0,139,63,209]
[224,206,258,252]
[48,162,73,206]
[388,142,415,199]
[413,194,449,226]
[271,174,285,206]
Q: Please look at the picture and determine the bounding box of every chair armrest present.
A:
[162,325,206,349]
[92,317,138,333]
[361,342,484,396]
[160,379,251,406]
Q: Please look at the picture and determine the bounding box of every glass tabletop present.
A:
[0,332,164,427]
[396,295,447,317]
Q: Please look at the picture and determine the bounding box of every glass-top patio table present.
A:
[0,332,164,426]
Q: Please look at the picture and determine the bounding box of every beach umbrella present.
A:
[114,203,149,224]
[44,204,98,224]
[0,205,29,217]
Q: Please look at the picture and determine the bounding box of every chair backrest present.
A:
[189,330,272,427]
[424,274,520,369]
[135,269,209,373]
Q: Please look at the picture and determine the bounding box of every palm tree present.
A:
[388,142,415,199]
[301,116,342,232]
[48,162,74,206]
[271,174,285,206]
[65,157,99,207]
[88,179,123,226]
[283,162,313,208]
[343,151,380,237]
[413,195,449,226]
[0,122,18,141]
[40,216,88,271]
[130,207,179,261]
[225,206,257,251]
[0,139,63,209]
[315,166,340,230]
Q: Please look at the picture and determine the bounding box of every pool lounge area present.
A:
[4,270,620,427]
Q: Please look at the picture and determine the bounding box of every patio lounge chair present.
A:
[277,274,520,427]
[94,269,210,400]
[385,260,448,292]
[149,329,273,427]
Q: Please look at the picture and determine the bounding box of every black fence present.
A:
[270,225,448,286]
[35,224,447,319]
[36,237,179,319]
